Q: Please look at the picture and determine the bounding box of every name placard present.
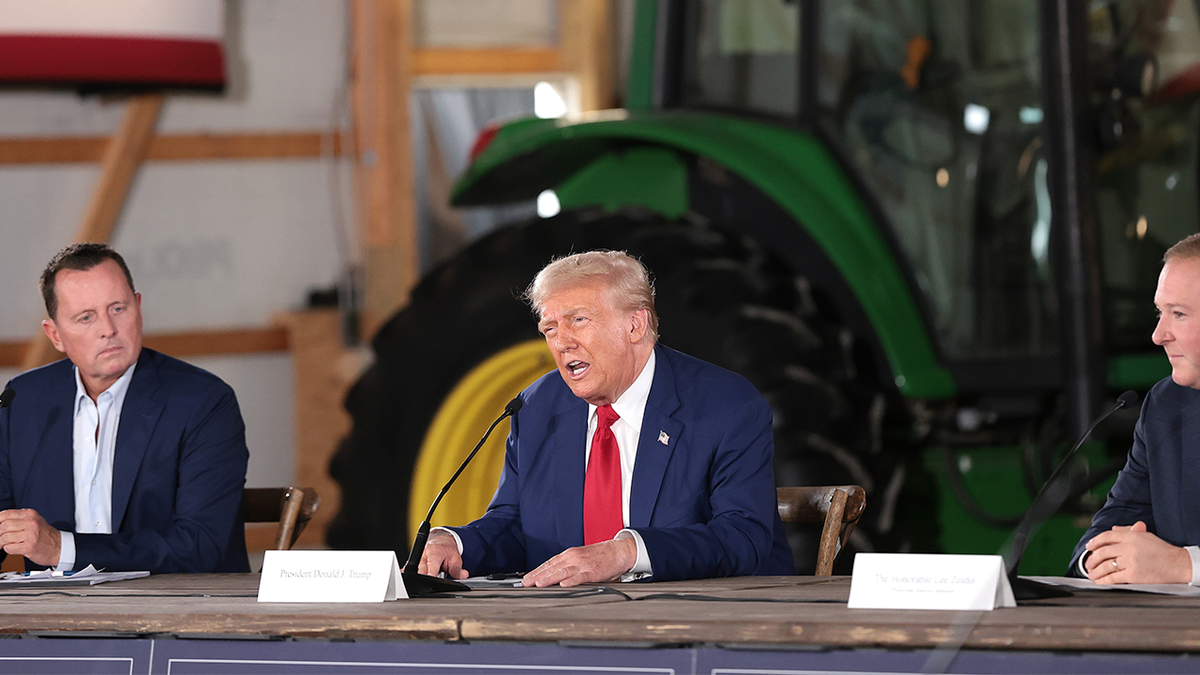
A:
[257,550,406,602]
[848,553,1015,610]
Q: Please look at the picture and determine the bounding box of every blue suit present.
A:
[1069,377,1200,573]
[0,349,249,573]
[453,344,795,580]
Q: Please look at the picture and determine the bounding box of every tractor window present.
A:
[1091,0,1200,353]
[678,0,800,117]
[817,0,1056,359]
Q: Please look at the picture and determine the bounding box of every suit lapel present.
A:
[551,396,588,546]
[111,351,164,529]
[21,364,77,529]
[630,346,683,528]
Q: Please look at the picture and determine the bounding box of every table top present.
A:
[0,574,1196,653]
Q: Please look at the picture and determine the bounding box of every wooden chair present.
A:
[776,485,866,576]
[244,487,320,551]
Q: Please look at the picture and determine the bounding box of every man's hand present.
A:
[0,509,61,567]
[1085,521,1192,584]
[522,538,637,588]
[417,530,469,580]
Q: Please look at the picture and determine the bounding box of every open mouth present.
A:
[566,360,589,377]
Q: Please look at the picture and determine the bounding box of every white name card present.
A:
[257,550,407,602]
[848,553,1015,610]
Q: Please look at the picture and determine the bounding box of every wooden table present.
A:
[0,574,1197,674]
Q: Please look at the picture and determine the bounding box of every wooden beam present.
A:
[22,94,164,373]
[0,341,25,369]
[144,327,290,358]
[0,132,348,165]
[351,0,419,340]
[559,0,615,111]
[80,94,164,243]
[0,327,290,369]
[275,309,353,550]
[412,47,561,75]
[148,132,345,162]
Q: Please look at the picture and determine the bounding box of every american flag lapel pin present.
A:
[658,430,670,445]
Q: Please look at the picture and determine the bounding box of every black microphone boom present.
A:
[401,396,523,597]
[0,389,13,409]
[1007,390,1138,601]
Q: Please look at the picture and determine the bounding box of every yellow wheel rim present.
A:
[409,339,554,537]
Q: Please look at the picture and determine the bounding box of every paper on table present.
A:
[1024,575,1200,596]
[0,564,149,587]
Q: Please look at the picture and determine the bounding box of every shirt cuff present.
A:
[1076,549,1091,577]
[615,528,652,582]
[430,526,464,555]
[57,531,75,571]
[1186,546,1200,585]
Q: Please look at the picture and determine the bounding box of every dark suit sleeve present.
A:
[73,382,249,573]
[0,381,15,530]
[1067,396,1156,576]
[634,396,780,581]
[451,417,527,576]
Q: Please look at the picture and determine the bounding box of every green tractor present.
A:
[328,0,1200,574]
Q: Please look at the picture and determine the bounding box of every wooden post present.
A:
[559,0,615,112]
[21,94,164,372]
[275,309,356,549]
[350,0,419,341]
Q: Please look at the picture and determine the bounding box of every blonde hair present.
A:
[526,250,659,343]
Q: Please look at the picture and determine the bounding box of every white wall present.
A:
[0,0,353,488]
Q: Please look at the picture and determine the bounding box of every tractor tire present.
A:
[327,209,911,573]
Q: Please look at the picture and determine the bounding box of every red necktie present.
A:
[584,404,623,545]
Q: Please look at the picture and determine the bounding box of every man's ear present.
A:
[41,320,65,353]
[628,309,650,343]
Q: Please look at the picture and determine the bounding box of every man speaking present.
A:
[420,250,795,585]
[0,243,249,573]
[1072,233,1200,584]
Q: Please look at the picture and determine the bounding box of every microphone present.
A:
[1006,390,1138,600]
[401,396,523,597]
[0,389,13,409]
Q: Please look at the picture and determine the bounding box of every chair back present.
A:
[244,486,320,551]
[776,485,866,575]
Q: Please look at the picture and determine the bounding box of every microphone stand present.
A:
[1006,391,1137,601]
[400,397,523,597]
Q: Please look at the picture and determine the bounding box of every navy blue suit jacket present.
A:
[452,344,796,580]
[0,349,249,573]
[1069,377,1200,573]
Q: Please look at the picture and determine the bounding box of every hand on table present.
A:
[1085,521,1192,585]
[417,530,469,580]
[0,509,61,567]
[522,537,637,588]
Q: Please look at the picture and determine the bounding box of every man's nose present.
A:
[1152,317,1169,345]
[97,312,117,337]
[553,330,575,350]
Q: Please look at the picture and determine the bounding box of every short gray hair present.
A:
[1165,233,1200,263]
[526,250,659,344]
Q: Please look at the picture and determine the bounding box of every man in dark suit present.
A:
[0,243,249,573]
[1070,233,1200,585]
[419,251,794,585]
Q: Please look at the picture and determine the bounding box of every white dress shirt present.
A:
[586,349,655,579]
[59,363,136,570]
